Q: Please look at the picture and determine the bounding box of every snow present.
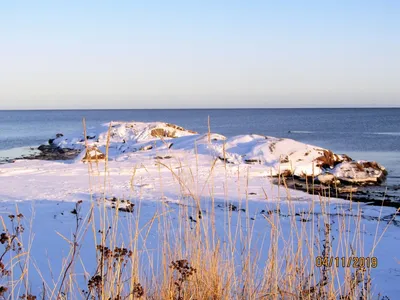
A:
[0,121,399,298]
[50,121,366,178]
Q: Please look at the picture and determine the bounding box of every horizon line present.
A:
[1,106,400,111]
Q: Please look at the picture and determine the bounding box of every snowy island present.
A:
[35,121,388,183]
[27,121,391,204]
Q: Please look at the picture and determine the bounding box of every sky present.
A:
[0,1,399,109]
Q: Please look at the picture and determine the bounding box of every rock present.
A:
[154,155,172,160]
[165,123,197,134]
[119,203,134,213]
[47,133,64,145]
[82,147,105,162]
[105,197,135,213]
[24,121,389,191]
[245,159,261,164]
[38,144,50,151]
[280,156,290,163]
[332,161,387,185]
[317,173,340,185]
[28,144,81,160]
[139,145,153,151]
[228,204,237,211]
[280,169,293,177]
[218,156,233,164]
[315,150,346,169]
[150,128,170,137]
[150,123,198,139]
[338,186,358,193]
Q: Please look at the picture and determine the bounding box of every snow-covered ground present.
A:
[0,121,398,298]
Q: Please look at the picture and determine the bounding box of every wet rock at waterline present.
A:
[18,144,81,161]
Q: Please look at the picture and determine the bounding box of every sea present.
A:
[1,108,399,188]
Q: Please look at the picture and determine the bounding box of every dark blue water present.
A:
[1,108,399,178]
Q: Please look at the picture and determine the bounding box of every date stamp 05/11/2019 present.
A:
[315,256,378,268]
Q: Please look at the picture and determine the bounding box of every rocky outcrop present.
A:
[23,144,81,160]
[315,150,352,169]
[332,161,387,185]
[316,173,340,185]
[16,121,389,188]
[151,123,197,138]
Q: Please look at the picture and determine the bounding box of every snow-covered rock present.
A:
[52,121,198,153]
[317,173,340,185]
[81,147,105,162]
[332,161,387,185]
[37,121,387,185]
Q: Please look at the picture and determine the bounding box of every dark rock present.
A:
[245,159,261,164]
[154,156,172,160]
[278,177,400,209]
[218,156,233,164]
[118,203,134,213]
[27,144,81,160]
[228,204,237,211]
[38,144,50,151]
[280,156,290,163]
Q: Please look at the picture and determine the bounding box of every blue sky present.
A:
[0,1,399,109]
